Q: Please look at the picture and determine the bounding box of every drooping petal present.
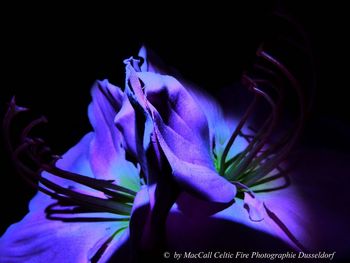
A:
[137,45,230,147]
[137,46,248,168]
[125,61,236,204]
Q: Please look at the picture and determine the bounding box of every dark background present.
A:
[1,0,349,258]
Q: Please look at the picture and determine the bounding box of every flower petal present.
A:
[88,79,140,191]
[165,160,317,252]
[114,95,138,158]
[0,207,129,263]
[125,61,236,204]
[166,202,293,252]
[0,131,129,262]
[138,46,248,166]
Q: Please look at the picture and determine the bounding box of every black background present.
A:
[0,0,349,258]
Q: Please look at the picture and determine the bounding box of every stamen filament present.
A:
[219,96,258,175]
[4,100,137,216]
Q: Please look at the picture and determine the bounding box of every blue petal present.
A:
[88,79,140,191]
[125,62,236,204]
[0,132,130,262]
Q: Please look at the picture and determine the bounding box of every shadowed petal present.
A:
[167,147,350,253]
[88,79,140,191]
[94,187,155,262]
[166,183,309,252]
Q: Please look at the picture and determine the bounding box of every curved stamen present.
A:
[251,166,291,193]
[219,96,258,175]
[246,49,305,184]
[225,115,272,181]
[3,97,28,152]
[12,138,133,215]
[20,116,48,142]
[228,80,279,180]
[222,65,285,180]
[222,46,305,190]
[3,101,137,216]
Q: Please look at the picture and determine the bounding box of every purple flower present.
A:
[0,46,322,262]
